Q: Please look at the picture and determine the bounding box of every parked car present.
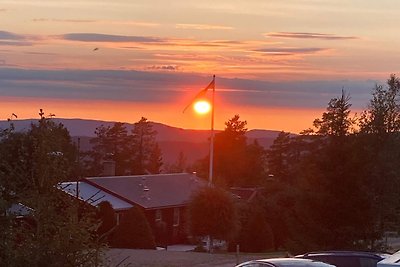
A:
[377,249,400,266]
[235,258,335,267]
[295,251,386,267]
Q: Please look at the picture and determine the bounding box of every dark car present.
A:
[235,258,335,267]
[295,251,386,267]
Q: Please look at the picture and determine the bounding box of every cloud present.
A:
[0,30,26,40]
[0,68,379,110]
[265,32,358,40]
[0,41,33,46]
[175,23,234,30]
[254,47,328,55]
[33,18,96,23]
[23,51,57,56]
[33,18,159,27]
[147,65,179,71]
[0,30,35,46]
[58,32,244,50]
[61,33,165,43]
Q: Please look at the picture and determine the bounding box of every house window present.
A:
[173,208,180,226]
[116,213,121,226]
[155,209,162,222]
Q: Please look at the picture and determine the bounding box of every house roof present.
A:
[84,173,207,209]
[59,181,133,211]
[7,203,33,217]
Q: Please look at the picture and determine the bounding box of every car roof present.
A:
[296,251,384,259]
[238,258,335,266]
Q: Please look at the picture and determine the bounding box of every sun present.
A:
[193,100,211,114]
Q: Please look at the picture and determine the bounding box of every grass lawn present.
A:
[105,249,287,267]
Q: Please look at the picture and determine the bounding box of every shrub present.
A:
[112,206,155,249]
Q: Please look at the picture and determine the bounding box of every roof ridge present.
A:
[86,172,193,180]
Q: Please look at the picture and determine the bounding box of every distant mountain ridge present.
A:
[0,118,287,164]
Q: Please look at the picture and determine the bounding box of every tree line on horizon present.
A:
[1,74,400,262]
[187,74,400,253]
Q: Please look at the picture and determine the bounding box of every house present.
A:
[61,173,207,246]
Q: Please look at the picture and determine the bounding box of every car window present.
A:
[328,256,360,267]
[306,255,361,267]
[239,263,273,267]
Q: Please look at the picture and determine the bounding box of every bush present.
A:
[233,203,274,252]
[188,186,238,242]
[96,201,117,243]
[112,206,155,249]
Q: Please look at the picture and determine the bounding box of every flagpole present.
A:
[208,75,215,186]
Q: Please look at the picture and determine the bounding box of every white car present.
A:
[236,258,336,267]
[377,250,400,266]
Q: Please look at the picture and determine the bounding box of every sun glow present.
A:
[193,100,211,114]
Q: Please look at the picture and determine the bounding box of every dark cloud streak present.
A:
[0,30,26,40]
[0,41,33,46]
[266,32,358,40]
[254,47,327,55]
[33,18,96,23]
[61,33,165,43]
[0,68,377,110]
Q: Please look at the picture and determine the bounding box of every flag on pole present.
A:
[183,77,215,113]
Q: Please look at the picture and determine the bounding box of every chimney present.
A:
[103,161,116,176]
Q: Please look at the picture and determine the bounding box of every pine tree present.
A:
[131,117,162,174]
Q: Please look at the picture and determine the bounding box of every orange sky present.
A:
[1,96,327,133]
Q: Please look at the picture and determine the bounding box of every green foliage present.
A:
[188,186,238,242]
[267,131,292,182]
[85,122,132,176]
[360,74,400,135]
[97,201,117,244]
[233,201,274,253]
[0,112,105,266]
[147,143,163,174]
[263,83,400,253]
[84,117,163,176]
[210,114,266,186]
[165,151,187,173]
[112,206,156,249]
[312,89,355,136]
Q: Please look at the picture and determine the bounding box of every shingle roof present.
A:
[84,173,207,209]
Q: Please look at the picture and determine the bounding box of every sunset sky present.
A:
[1,0,400,133]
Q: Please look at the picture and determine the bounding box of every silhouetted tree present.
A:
[313,89,355,137]
[360,74,400,135]
[358,75,400,237]
[188,186,238,250]
[112,206,155,249]
[0,111,105,266]
[96,201,117,244]
[85,122,132,176]
[131,117,162,174]
[213,115,247,186]
[234,200,274,252]
[267,131,292,182]
[165,151,187,173]
[147,143,163,174]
